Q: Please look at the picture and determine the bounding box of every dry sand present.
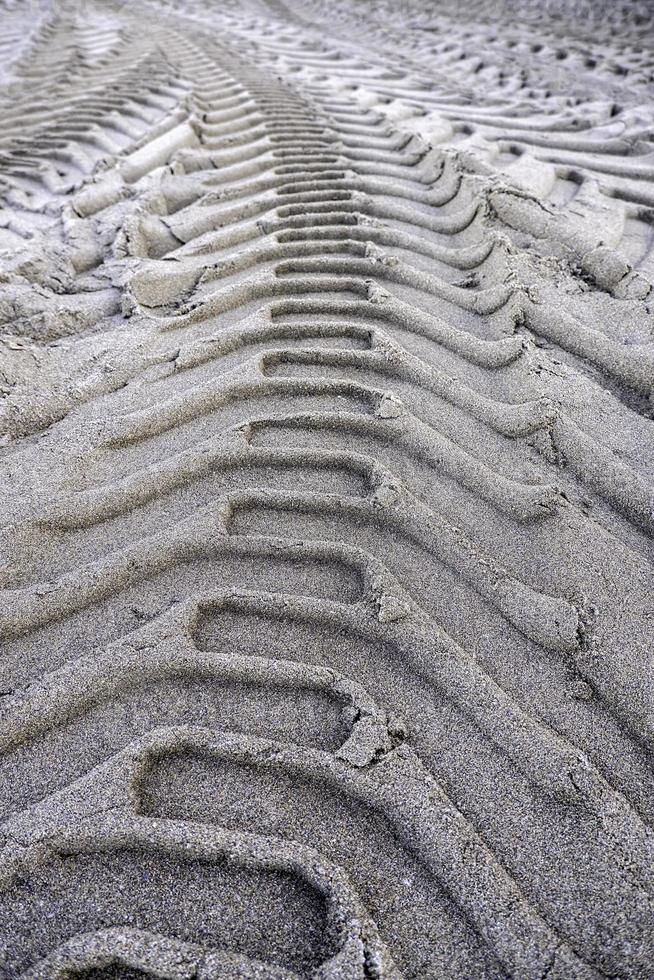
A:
[0,0,653,976]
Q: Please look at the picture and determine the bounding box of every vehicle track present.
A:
[0,1,653,977]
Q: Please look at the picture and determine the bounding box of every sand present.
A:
[0,0,653,976]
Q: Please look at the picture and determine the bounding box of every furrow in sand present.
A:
[1,814,398,978]
[2,588,653,975]
[1,2,653,977]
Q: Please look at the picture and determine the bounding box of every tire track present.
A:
[1,2,653,977]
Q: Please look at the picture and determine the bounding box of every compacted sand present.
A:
[0,0,653,977]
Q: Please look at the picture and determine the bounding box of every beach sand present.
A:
[0,1,653,976]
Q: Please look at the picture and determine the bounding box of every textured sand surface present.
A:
[0,0,653,976]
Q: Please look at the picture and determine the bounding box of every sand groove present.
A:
[0,1,653,977]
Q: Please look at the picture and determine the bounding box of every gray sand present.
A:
[0,0,653,977]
